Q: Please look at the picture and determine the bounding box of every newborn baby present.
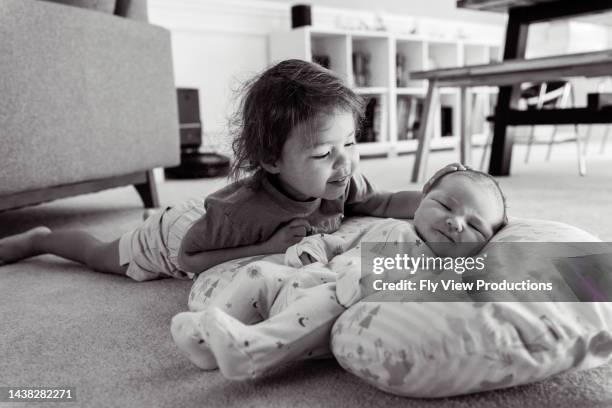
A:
[171,169,508,380]
[414,166,508,258]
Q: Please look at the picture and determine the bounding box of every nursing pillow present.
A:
[330,217,612,397]
[187,217,612,398]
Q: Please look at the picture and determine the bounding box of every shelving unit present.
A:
[269,26,501,157]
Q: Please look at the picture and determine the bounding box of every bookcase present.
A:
[269,26,501,157]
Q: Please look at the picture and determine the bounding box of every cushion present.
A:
[42,0,116,14]
[187,217,612,397]
[330,217,612,397]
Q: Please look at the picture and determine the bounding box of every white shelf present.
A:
[355,87,388,95]
[439,87,460,95]
[356,142,392,156]
[396,87,426,95]
[269,25,501,158]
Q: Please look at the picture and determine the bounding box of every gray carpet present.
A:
[1,143,612,408]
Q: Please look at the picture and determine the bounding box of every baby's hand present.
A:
[265,218,311,254]
[285,234,347,267]
[422,162,470,193]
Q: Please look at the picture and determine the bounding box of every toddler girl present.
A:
[170,169,508,380]
[0,59,439,282]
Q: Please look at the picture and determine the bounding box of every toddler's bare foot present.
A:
[0,227,51,265]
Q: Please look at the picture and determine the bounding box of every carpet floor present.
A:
[1,143,611,407]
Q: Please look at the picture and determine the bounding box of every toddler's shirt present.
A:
[181,172,390,253]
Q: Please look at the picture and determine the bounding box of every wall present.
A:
[259,0,505,25]
[149,0,507,153]
[149,0,612,153]
[149,0,288,153]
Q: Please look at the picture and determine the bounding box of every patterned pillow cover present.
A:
[188,216,379,312]
[331,217,612,397]
[188,217,612,397]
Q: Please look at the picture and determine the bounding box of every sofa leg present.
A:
[134,170,160,208]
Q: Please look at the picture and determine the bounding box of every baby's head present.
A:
[230,59,364,201]
[414,169,508,257]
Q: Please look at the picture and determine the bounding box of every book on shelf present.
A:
[397,96,424,140]
[441,106,453,137]
[312,54,331,69]
[358,97,381,143]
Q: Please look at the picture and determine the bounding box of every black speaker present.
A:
[177,88,200,124]
[176,88,202,149]
[291,4,311,28]
[165,88,231,179]
[166,152,231,179]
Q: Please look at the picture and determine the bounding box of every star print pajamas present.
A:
[171,220,429,380]
[171,234,351,380]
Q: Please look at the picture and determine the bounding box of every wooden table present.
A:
[456,0,612,176]
[409,50,612,182]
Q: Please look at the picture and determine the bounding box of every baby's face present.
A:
[414,173,504,257]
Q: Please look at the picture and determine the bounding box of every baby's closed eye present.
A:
[433,199,451,210]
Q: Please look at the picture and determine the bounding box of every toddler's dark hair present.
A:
[229,59,364,182]
[425,169,509,232]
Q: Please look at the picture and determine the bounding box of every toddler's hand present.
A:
[422,162,470,193]
[265,218,311,254]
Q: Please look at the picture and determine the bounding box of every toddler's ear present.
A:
[260,160,281,174]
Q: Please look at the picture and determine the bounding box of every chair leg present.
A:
[574,125,587,176]
[134,170,161,208]
[480,123,493,171]
[525,126,536,163]
[545,126,556,161]
[600,125,609,154]
[546,82,574,162]
[582,126,592,155]
[524,83,548,164]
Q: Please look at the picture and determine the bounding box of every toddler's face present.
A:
[414,173,504,257]
[267,111,359,201]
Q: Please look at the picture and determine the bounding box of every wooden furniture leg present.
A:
[134,170,160,208]
[0,171,159,212]
[573,125,587,176]
[411,80,439,183]
[488,9,529,176]
[459,86,472,166]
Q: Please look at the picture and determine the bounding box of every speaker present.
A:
[165,152,231,179]
[291,4,311,28]
[177,88,200,124]
[165,88,231,179]
[176,88,202,149]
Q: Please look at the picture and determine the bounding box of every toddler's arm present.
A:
[178,242,275,274]
[179,219,311,274]
[353,163,468,219]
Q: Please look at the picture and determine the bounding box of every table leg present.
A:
[459,86,472,166]
[490,91,523,178]
[489,9,529,176]
[411,80,439,183]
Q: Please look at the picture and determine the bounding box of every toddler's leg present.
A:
[170,262,290,370]
[206,282,344,380]
[0,227,126,275]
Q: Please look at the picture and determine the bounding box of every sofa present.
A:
[0,0,179,211]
